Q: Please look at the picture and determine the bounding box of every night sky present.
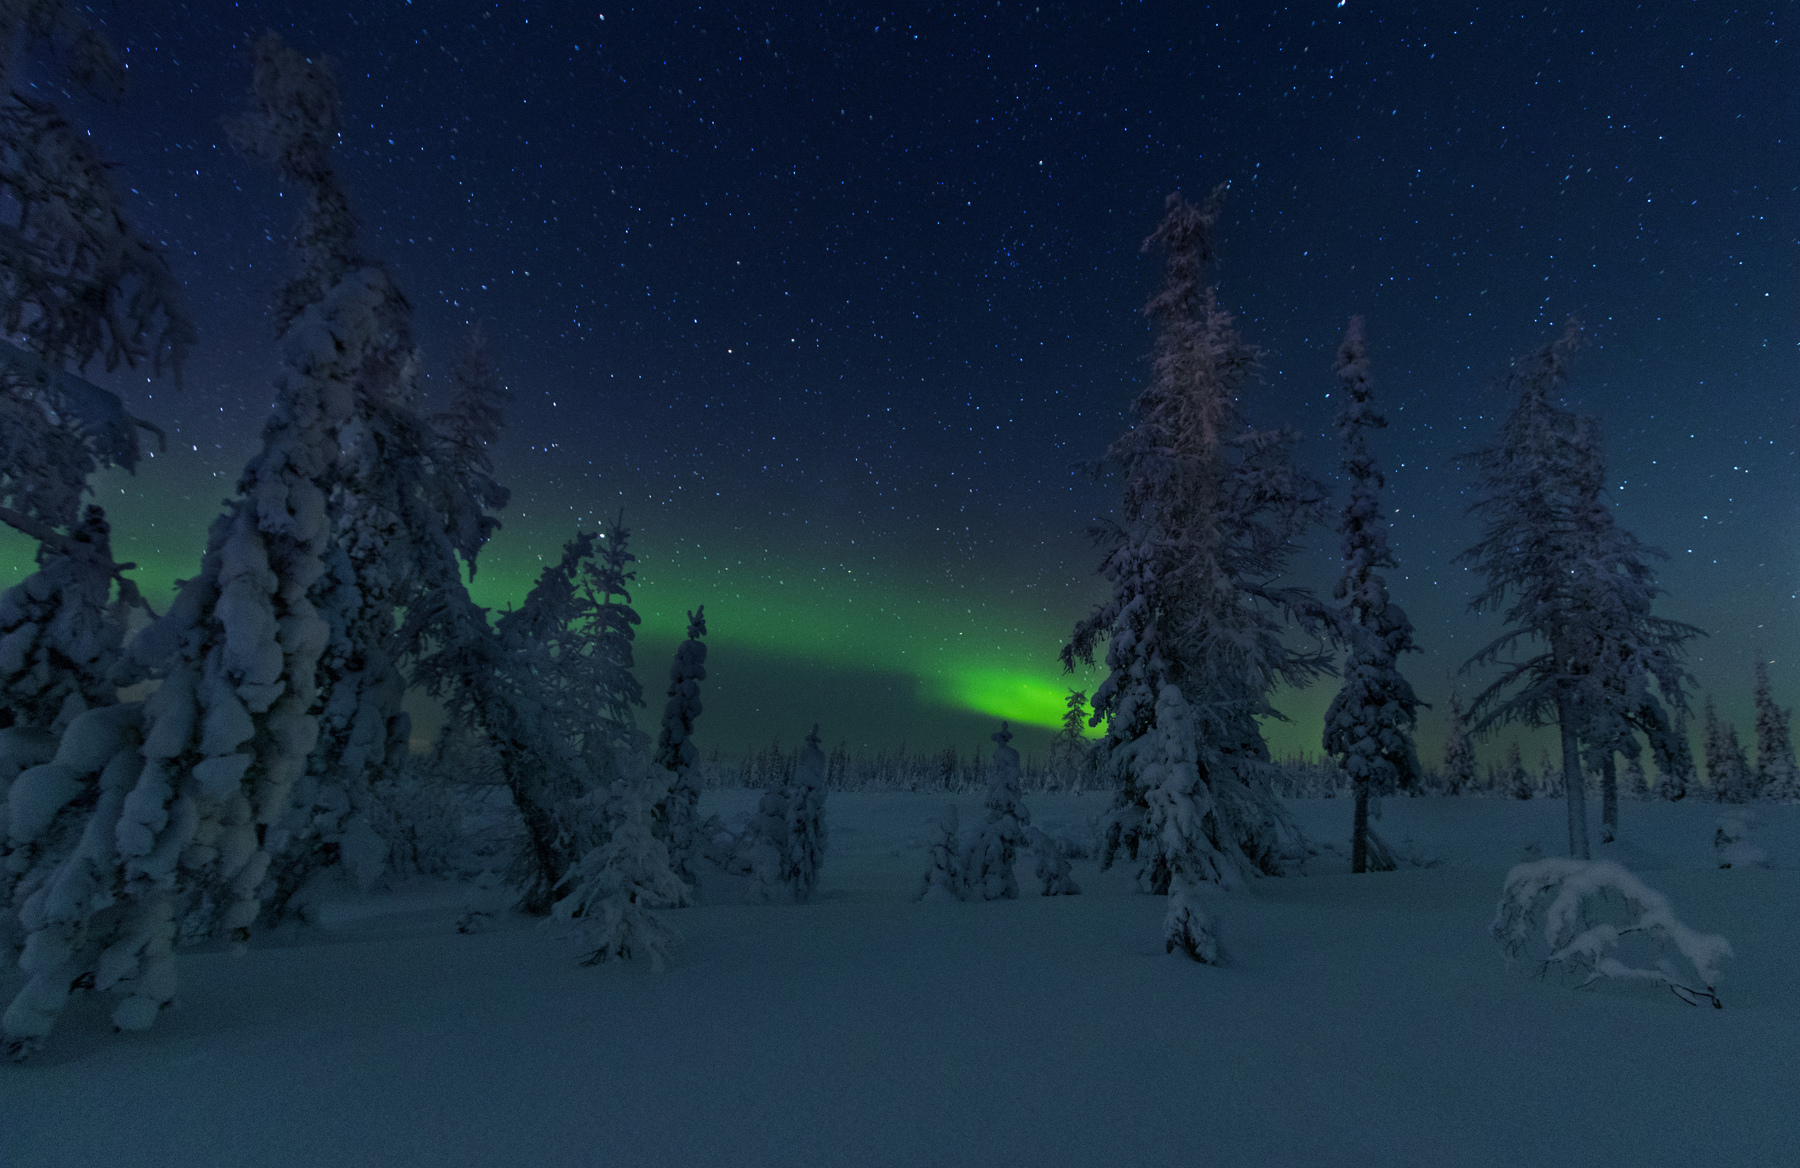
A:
[2,2,1793,764]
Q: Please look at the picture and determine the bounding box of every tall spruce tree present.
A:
[225,36,451,918]
[1056,688,1090,774]
[1752,659,1797,801]
[1320,317,1424,873]
[1458,322,1699,857]
[576,511,645,767]
[1063,188,1325,961]
[652,606,708,887]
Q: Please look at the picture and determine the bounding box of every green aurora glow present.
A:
[0,449,1142,752]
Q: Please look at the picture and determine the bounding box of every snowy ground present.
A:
[5,793,1798,1167]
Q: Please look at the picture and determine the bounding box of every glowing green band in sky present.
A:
[0,453,1114,743]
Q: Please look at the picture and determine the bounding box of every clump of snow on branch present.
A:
[1491,858,1731,1008]
[0,507,137,735]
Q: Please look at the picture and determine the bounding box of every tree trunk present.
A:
[1600,753,1618,844]
[510,786,566,916]
[501,737,571,916]
[1557,696,1591,859]
[1351,775,1369,874]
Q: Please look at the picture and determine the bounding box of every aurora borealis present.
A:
[2,3,1793,762]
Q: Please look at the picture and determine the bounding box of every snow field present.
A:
[4,793,1798,1167]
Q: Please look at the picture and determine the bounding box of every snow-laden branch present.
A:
[1491,858,1731,1007]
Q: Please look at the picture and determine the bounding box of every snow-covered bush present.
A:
[552,765,687,971]
[726,783,786,902]
[1028,826,1080,896]
[915,807,963,902]
[1713,811,1767,870]
[365,743,491,880]
[1491,858,1731,1007]
[960,722,1029,900]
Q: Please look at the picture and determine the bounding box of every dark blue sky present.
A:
[5,1,1793,762]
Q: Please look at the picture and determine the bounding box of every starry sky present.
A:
[2,2,1794,764]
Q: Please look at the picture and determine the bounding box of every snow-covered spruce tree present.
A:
[782,725,830,903]
[278,325,512,910]
[735,779,790,902]
[652,606,710,888]
[1440,691,1479,797]
[1752,659,1798,801]
[405,541,588,914]
[1700,696,1752,804]
[1458,321,1699,858]
[580,511,646,763]
[1503,743,1532,801]
[724,730,823,901]
[294,329,510,878]
[1655,714,1695,801]
[1534,749,1561,799]
[1320,317,1424,872]
[1054,688,1091,779]
[1062,189,1324,955]
[961,721,1030,900]
[1623,751,1650,800]
[219,39,463,920]
[494,529,596,732]
[423,532,608,911]
[2,34,392,1055]
[552,757,686,971]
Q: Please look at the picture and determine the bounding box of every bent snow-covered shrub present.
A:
[1491,858,1732,1008]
